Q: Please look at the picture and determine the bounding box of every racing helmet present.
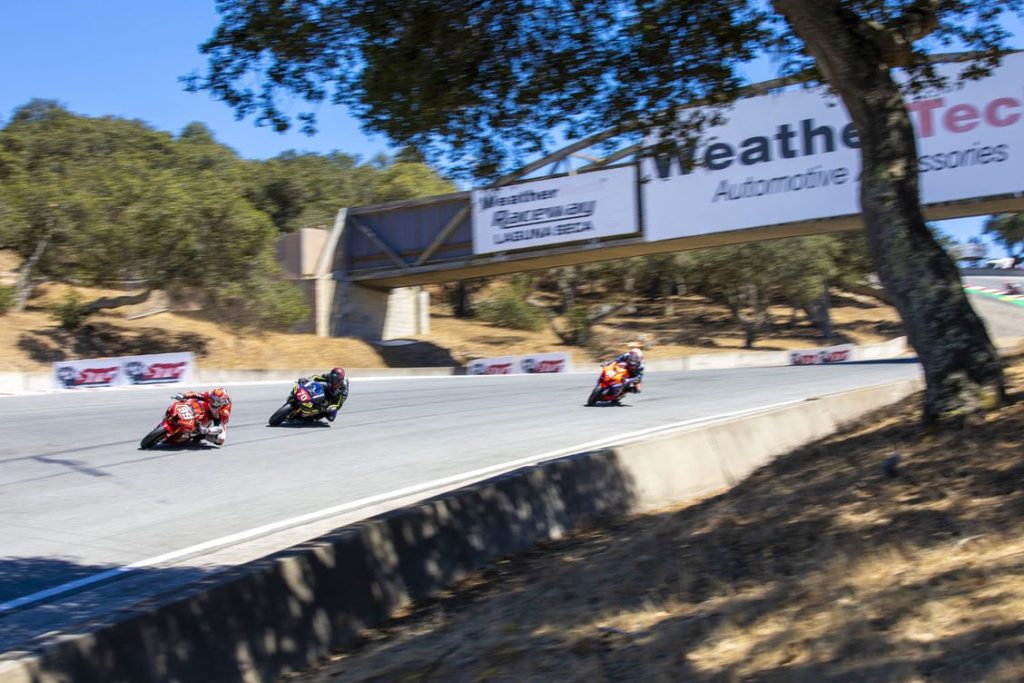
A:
[327,367,346,389]
[626,347,643,367]
[208,387,231,408]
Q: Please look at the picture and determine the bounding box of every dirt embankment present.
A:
[1,278,902,372]
[290,359,1024,683]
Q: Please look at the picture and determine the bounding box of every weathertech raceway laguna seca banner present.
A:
[467,352,573,375]
[53,352,195,389]
[472,165,638,254]
[642,53,1024,240]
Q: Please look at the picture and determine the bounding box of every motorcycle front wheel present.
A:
[140,426,166,450]
[268,404,293,426]
[587,387,604,406]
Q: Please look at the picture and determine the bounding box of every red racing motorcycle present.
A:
[140,396,224,449]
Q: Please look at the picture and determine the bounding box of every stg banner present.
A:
[789,344,855,366]
[467,352,573,375]
[53,352,195,390]
[643,53,1024,240]
[472,166,638,254]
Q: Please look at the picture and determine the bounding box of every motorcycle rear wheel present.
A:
[587,387,603,406]
[268,404,293,426]
[140,426,166,450]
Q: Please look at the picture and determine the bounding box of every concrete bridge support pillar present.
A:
[327,280,430,340]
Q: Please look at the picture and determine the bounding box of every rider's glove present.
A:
[297,378,308,384]
[172,393,185,400]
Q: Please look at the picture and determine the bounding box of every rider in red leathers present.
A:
[172,387,232,444]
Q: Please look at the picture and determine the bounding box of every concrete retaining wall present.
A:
[0,377,922,683]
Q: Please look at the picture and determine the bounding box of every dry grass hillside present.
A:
[0,251,903,372]
[291,356,1024,683]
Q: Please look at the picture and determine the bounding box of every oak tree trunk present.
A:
[774,0,1005,425]
[13,229,52,312]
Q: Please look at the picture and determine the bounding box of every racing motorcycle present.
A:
[140,396,224,449]
[268,379,332,426]
[586,361,639,406]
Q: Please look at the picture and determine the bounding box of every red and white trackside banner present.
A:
[467,352,573,375]
[789,344,855,366]
[53,352,195,389]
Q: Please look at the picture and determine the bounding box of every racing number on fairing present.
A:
[176,404,195,421]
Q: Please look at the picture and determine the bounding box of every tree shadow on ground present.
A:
[17,323,209,363]
[0,557,218,655]
[300,384,1024,682]
[10,450,641,682]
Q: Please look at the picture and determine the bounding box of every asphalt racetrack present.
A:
[0,362,926,649]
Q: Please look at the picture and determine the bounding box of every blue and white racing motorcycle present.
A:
[267,380,332,426]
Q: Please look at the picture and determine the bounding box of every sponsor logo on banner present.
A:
[643,54,1024,240]
[789,344,855,366]
[53,352,195,389]
[123,360,190,385]
[519,352,571,373]
[54,364,121,389]
[472,166,638,254]
[468,356,519,375]
[467,352,573,375]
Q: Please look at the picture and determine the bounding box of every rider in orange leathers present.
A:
[602,346,645,395]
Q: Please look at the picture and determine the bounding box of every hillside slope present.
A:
[0,260,902,372]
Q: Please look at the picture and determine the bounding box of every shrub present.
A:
[477,284,544,331]
[209,276,310,331]
[51,292,88,329]
[0,285,14,314]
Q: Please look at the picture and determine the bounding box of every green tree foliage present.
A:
[983,213,1024,267]
[0,284,14,314]
[190,0,1018,423]
[679,237,854,347]
[244,151,455,233]
[50,291,87,330]
[0,101,455,328]
[476,276,545,331]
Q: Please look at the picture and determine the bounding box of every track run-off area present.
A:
[0,362,923,649]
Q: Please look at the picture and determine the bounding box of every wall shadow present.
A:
[372,340,458,368]
[13,450,638,682]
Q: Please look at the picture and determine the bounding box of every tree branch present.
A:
[864,0,940,67]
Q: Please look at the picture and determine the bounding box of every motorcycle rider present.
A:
[297,367,349,422]
[603,346,645,394]
[172,387,232,445]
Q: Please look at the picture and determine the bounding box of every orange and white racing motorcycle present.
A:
[586,361,640,406]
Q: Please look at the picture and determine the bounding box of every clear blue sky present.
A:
[0,0,391,161]
[0,1,1019,257]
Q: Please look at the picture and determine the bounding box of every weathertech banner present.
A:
[53,352,195,389]
[643,53,1024,240]
[467,352,573,375]
[472,166,638,254]
[789,344,855,366]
